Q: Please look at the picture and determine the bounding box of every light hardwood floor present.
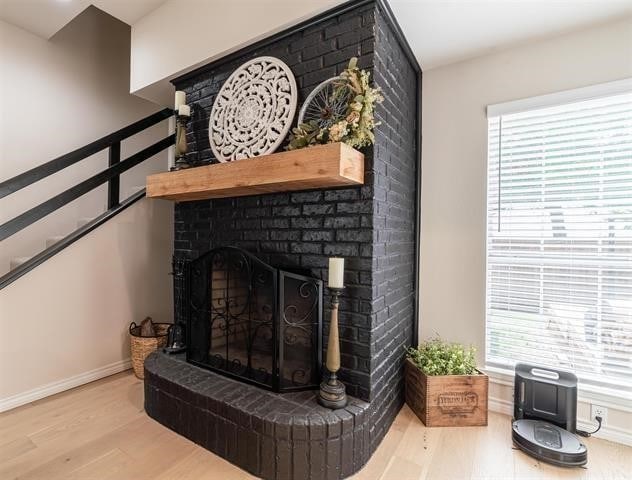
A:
[1,371,630,480]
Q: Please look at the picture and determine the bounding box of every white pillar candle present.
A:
[178,104,191,117]
[328,257,345,288]
[174,91,186,109]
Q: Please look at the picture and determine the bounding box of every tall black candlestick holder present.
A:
[318,287,348,409]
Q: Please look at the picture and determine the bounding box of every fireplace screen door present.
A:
[187,247,323,392]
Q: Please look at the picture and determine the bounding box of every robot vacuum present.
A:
[512,364,587,467]
[512,419,587,467]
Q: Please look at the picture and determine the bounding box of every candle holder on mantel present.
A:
[318,286,348,409]
[171,113,191,171]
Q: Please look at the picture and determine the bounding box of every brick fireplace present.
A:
[144,0,421,478]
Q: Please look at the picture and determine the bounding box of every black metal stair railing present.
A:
[0,107,175,289]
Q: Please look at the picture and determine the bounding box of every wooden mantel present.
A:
[146,142,364,201]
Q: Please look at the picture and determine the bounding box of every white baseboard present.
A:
[0,359,132,413]
[576,420,632,447]
[489,394,632,447]
[488,395,513,416]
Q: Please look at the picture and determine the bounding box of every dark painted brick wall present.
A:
[173,2,378,401]
[171,1,418,433]
[364,6,418,447]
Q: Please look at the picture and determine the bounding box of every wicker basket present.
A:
[129,322,170,379]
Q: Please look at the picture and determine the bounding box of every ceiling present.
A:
[0,0,167,39]
[389,0,632,70]
[1,0,631,73]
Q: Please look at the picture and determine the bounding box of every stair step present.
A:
[129,185,145,194]
[122,185,145,200]
[76,217,95,228]
[10,257,31,270]
[45,235,65,249]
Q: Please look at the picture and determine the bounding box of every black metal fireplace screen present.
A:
[186,247,323,392]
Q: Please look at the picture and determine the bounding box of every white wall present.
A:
[0,7,170,274]
[0,6,174,410]
[0,197,173,410]
[421,17,632,443]
[130,0,342,105]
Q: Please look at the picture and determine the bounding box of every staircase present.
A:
[0,108,175,289]
[8,186,144,271]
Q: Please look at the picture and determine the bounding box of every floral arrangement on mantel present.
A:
[406,337,478,376]
[287,57,383,150]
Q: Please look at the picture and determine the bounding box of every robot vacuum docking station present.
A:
[512,364,588,467]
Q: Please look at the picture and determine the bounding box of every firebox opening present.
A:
[186,246,323,393]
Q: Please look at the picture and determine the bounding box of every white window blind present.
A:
[486,83,632,396]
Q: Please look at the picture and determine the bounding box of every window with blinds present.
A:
[486,82,632,396]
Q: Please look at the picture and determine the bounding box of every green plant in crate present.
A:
[406,338,477,376]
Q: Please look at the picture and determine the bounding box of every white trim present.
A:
[489,394,513,416]
[486,77,632,117]
[576,420,632,447]
[0,359,132,413]
[484,366,515,387]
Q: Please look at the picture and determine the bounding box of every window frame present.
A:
[484,78,632,405]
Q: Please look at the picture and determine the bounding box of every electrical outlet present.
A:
[591,404,608,424]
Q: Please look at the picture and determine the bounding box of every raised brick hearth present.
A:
[145,353,372,479]
[144,0,421,478]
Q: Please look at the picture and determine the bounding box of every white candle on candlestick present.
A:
[178,104,191,117]
[328,257,345,288]
[174,91,186,109]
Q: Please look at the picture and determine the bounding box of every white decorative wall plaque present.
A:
[209,56,298,162]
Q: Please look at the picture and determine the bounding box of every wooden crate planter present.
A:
[405,358,488,427]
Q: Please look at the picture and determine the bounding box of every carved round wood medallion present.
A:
[209,56,297,162]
